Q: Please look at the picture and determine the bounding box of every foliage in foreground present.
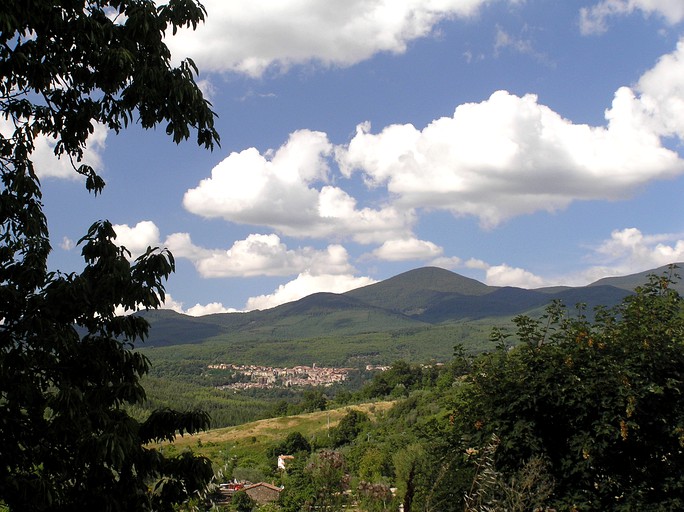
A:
[459,270,684,510]
[1,0,219,510]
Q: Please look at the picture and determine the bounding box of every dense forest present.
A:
[165,270,684,511]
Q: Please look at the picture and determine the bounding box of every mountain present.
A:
[139,264,682,348]
[141,292,426,347]
[344,266,493,315]
[588,263,684,294]
[345,266,637,322]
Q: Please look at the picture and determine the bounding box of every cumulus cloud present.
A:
[245,272,377,310]
[337,83,684,227]
[160,233,378,312]
[183,129,331,221]
[636,39,684,139]
[447,228,684,290]
[183,130,414,243]
[484,264,546,288]
[165,0,507,77]
[580,0,684,35]
[165,232,356,278]
[0,119,107,180]
[160,294,240,316]
[371,238,443,261]
[592,227,684,272]
[112,221,161,258]
[429,256,463,269]
[157,294,185,315]
[109,219,362,283]
[185,302,240,316]
[434,256,547,288]
[516,227,684,287]
[183,39,684,241]
[115,293,239,317]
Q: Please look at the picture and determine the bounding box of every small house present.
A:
[243,482,282,505]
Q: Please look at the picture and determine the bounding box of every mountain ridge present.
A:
[138,263,683,348]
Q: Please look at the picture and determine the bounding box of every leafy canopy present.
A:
[1,1,219,510]
[461,268,684,510]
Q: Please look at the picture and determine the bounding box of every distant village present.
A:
[208,363,389,390]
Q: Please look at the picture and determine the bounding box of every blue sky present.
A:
[38,0,684,314]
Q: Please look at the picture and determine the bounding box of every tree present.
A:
[278,456,316,512]
[306,450,349,511]
[271,431,311,458]
[462,269,684,510]
[463,435,554,512]
[1,1,220,510]
[392,443,425,512]
[300,389,327,413]
[357,446,386,482]
[363,360,423,398]
[330,409,369,447]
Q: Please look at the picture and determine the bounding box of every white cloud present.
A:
[157,294,186,315]
[181,40,684,268]
[60,236,75,251]
[196,78,217,103]
[429,252,555,288]
[493,25,553,66]
[159,236,378,312]
[160,294,240,316]
[593,227,684,271]
[183,40,684,241]
[154,227,684,314]
[183,129,332,223]
[165,232,356,278]
[446,228,684,289]
[636,39,684,139]
[494,25,534,56]
[112,221,161,257]
[185,302,240,316]
[0,119,108,180]
[429,256,463,269]
[245,272,377,310]
[165,0,508,77]
[371,238,443,261]
[439,256,547,288]
[484,264,546,288]
[510,228,684,287]
[163,232,213,262]
[580,0,684,35]
[465,258,490,270]
[183,130,414,243]
[337,84,684,227]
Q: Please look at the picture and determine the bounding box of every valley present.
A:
[144,264,684,511]
[136,264,683,431]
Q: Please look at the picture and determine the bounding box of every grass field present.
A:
[158,401,395,468]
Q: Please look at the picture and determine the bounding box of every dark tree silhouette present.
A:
[0,1,220,509]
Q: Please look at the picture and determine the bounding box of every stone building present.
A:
[243,482,282,505]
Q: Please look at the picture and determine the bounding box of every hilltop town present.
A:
[208,363,389,390]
